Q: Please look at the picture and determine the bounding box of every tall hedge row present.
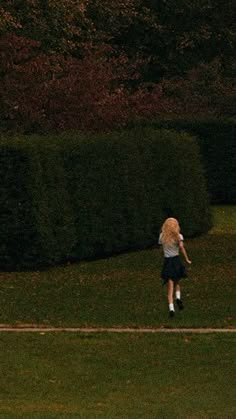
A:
[133,119,236,204]
[0,128,211,270]
[0,140,77,270]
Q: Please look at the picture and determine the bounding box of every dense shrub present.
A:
[0,128,211,270]
[0,138,76,270]
[0,143,38,269]
[130,119,236,204]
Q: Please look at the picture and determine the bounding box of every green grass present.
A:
[0,206,235,328]
[0,332,235,417]
[0,206,235,417]
[211,205,236,234]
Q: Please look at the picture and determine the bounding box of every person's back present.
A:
[159,232,184,258]
[159,218,191,317]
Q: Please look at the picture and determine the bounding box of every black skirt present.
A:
[161,256,187,284]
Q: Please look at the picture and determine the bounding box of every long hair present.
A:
[161,218,180,246]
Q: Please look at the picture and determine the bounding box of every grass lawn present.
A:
[0,206,235,417]
[0,206,235,328]
[0,332,235,417]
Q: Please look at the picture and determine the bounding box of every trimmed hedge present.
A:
[0,143,38,269]
[131,119,236,204]
[0,139,76,270]
[0,128,211,270]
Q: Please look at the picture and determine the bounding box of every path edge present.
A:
[0,325,235,333]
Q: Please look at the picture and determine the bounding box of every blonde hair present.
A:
[161,218,180,245]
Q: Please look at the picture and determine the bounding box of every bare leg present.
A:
[168,279,174,304]
[175,282,181,294]
[175,281,184,309]
[168,279,175,317]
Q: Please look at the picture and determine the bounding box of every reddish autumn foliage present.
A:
[162,60,235,118]
[0,34,172,133]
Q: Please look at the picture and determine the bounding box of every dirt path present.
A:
[0,325,235,333]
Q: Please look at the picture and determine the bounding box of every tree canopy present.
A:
[0,0,235,132]
[1,0,234,76]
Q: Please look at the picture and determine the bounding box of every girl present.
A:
[159,218,192,317]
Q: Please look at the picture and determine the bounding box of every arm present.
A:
[179,240,192,264]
